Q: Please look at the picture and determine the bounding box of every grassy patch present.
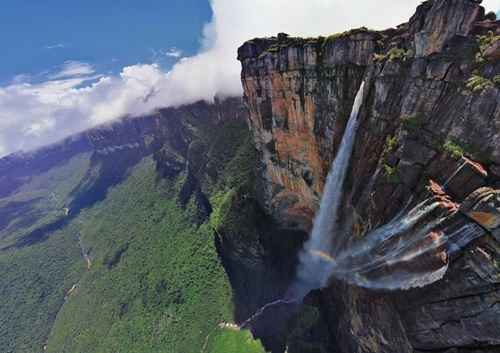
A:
[205,328,266,353]
[323,27,372,46]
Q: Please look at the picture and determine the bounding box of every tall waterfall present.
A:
[289,81,366,299]
[287,81,485,297]
[240,82,487,330]
[240,81,367,329]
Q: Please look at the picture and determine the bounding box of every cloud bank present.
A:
[1,0,498,157]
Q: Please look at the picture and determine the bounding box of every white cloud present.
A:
[165,48,183,58]
[1,0,497,157]
[0,64,165,155]
[484,0,500,12]
[11,74,31,84]
[48,61,96,80]
[45,43,66,50]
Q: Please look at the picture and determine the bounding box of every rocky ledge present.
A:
[238,0,500,352]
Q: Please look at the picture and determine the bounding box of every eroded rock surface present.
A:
[238,0,500,352]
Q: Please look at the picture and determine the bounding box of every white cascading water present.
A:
[289,81,366,299]
[327,218,484,290]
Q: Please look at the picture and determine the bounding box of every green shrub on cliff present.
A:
[384,135,399,154]
[466,74,495,92]
[443,140,465,159]
[210,189,237,230]
[374,47,414,62]
[466,31,500,92]
[475,31,500,64]
[383,164,400,184]
[442,138,492,163]
[323,27,372,47]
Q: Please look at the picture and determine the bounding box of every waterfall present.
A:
[237,82,367,329]
[239,82,487,329]
[287,78,484,295]
[289,81,366,299]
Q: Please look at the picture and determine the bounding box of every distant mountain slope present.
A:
[0,98,266,353]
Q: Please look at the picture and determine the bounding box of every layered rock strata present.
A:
[238,0,500,352]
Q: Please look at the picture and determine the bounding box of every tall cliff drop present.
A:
[238,77,490,351]
[237,82,367,342]
[238,0,500,352]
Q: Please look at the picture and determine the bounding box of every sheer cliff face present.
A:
[239,0,500,352]
[238,31,372,231]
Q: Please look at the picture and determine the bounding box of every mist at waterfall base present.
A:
[241,82,485,331]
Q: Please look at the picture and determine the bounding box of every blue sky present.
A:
[0,0,212,84]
